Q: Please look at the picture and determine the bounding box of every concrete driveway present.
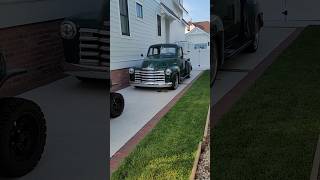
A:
[0,77,108,180]
[212,27,296,105]
[110,70,202,157]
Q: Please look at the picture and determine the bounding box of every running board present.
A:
[180,74,189,82]
[224,40,253,59]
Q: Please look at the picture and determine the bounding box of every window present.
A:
[119,0,130,36]
[194,43,208,49]
[136,2,143,18]
[148,47,176,58]
[157,15,161,36]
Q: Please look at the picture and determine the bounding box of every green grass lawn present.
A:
[112,71,210,180]
[211,26,320,179]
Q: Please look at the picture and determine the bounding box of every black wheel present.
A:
[110,93,124,118]
[0,98,46,177]
[186,64,191,79]
[170,74,179,90]
[247,19,260,53]
[0,52,6,80]
[211,42,219,87]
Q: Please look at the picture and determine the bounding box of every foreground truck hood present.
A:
[141,58,177,70]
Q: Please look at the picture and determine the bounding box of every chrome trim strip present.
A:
[130,81,172,88]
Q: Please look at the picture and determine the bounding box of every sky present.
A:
[183,0,210,22]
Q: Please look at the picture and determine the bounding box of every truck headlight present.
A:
[165,69,172,76]
[60,21,77,39]
[129,68,135,74]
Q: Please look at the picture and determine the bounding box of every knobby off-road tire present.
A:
[110,93,125,118]
[0,98,46,177]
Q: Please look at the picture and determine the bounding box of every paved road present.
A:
[0,77,108,180]
[110,70,203,157]
[212,27,296,104]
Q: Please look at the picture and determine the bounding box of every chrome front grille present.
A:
[134,70,165,83]
[79,21,109,67]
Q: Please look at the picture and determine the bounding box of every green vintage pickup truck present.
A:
[211,0,264,85]
[129,44,192,90]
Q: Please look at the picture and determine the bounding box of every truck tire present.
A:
[247,19,260,53]
[110,93,124,118]
[170,74,179,90]
[186,63,191,79]
[0,53,6,80]
[0,98,46,177]
[211,42,219,87]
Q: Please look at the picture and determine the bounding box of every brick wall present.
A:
[0,20,66,96]
[111,68,130,91]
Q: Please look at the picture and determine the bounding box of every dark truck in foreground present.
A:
[129,44,192,90]
[211,0,264,85]
[0,53,46,177]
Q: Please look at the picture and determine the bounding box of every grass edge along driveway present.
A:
[212,26,320,179]
[112,71,210,180]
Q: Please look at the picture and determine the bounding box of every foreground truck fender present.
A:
[0,53,46,177]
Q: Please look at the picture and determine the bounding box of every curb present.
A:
[110,71,205,173]
[189,106,210,180]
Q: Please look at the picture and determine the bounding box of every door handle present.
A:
[282,10,288,16]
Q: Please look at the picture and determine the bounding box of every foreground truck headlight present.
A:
[165,68,172,76]
[129,68,135,74]
[60,21,77,39]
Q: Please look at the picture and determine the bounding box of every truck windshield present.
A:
[147,47,176,58]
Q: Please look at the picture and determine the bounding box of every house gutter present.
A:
[160,2,180,21]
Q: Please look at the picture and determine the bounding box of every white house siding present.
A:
[110,0,186,70]
[170,20,186,43]
[0,0,103,28]
[186,33,210,44]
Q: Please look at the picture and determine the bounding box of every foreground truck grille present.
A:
[134,70,165,83]
[79,21,109,67]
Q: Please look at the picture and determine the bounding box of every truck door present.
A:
[214,0,241,42]
[177,47,185,73]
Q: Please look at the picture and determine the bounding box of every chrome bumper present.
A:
[130,81,172,88]
[64,63,109,79]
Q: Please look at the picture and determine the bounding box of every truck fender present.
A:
[212,16,225,67]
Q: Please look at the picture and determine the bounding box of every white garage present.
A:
[261,0,320,26]
[185,27,210,70]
